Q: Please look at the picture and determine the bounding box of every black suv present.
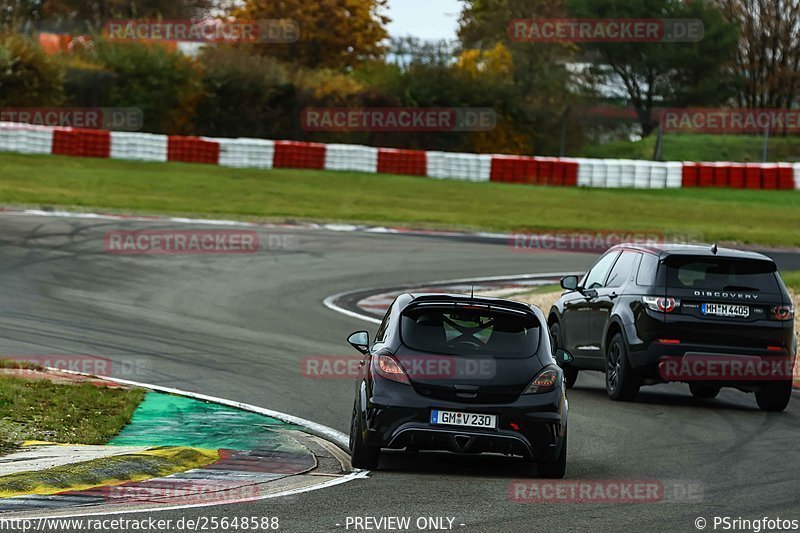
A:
[548,243,796,411]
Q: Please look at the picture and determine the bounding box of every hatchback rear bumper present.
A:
[363,388,566,462]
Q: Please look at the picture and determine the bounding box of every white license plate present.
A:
[431,410,497,429]
[701,303,750,318]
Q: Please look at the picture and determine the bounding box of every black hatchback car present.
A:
[548,243,796,411]
[346,293,572,477]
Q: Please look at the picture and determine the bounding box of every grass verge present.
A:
[0,373,145,452]
[1,153,799,247]
[580,134,800,163]
[782,271,800,292]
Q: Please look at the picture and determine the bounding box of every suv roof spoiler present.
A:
[659,253,777,268]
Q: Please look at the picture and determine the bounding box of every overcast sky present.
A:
[386,0,462,41]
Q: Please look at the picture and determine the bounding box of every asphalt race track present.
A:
[0,212,798,532]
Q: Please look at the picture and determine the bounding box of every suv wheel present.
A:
[755,381,792,412]
[349,403,380,469]
[549,321,578,389]
[689,383,720,400]
[605,333,640,402]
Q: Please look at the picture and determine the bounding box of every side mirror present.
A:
[347,331,370,355]
[554,348,574,367]
[560,275,579,291]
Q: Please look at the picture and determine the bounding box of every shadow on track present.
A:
[570,377,767,413]
[374,449,535,477]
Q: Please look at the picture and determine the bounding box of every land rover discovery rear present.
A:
[549,244,796,411]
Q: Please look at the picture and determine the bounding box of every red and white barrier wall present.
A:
[1,122,798,190]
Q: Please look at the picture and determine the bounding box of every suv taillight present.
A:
[643,296,680,313]
[771,305,794,321]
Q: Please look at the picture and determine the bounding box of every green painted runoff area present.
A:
[109,392,303,452]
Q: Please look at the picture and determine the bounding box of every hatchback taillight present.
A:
[771,305,794,321]
[372,354,411,384]
[523,367,560,395]
[643,296,680,313]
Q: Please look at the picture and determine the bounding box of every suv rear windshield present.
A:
[665,257,779,293]
[400,306,541,358]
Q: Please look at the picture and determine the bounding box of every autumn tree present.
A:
[566,0,739,136]
[194,45,294,139]
[715,0,800,109]
[235,0,389,70]
[459,0,574,99]
[388,37,456,69]
[1,1,39,28]
[0,33,64,106]
[4,0,212,30]
[458,0,580,154]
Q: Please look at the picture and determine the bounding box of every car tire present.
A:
[605,333,640,402]
[537,431,567,479]
[349,403,381,470]
[755,381,793,412]
[689,383,720,400]
[549,321,578,389]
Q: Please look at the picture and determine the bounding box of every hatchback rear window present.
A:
[665,257,779,292]
[400,306,541,358]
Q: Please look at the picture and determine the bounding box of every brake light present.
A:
[657,339,681,345]
[372,354,411,384]
[643,296,679,313]
[771,305,794,321]
[523,368,560,394]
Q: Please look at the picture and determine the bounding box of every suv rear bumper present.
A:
[629,341,797,386]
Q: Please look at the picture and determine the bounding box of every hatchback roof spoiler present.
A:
[406,294,535,316]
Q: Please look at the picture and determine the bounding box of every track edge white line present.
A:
[2,368,368,520]
[323,272,582,325]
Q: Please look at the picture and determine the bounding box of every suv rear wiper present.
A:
[722,285,760,292]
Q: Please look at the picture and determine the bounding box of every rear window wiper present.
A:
[722,285,760,292]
